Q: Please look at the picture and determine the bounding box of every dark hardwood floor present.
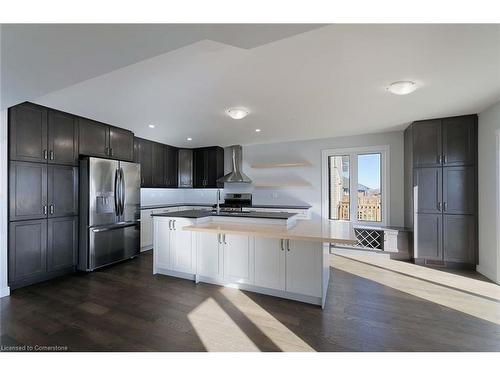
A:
[1,250,499,351]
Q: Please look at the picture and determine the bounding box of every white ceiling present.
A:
[4,24,500,147]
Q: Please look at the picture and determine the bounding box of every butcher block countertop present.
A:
[183,219,357,245]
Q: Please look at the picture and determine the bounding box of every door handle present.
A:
[218,233,221,244]
[437,202,442,211]
[438,155,442,164]
[114,169,119,215]
[280,239,284,251]
[49,150,54,160]
[43,149,48,159]
[286,239,290,251]
[222,234,227,245]
[49,204,54,215]
[172,220,176,230]
[43,205,47,215]
[168,220,172,230]
[443,202,447,211]
[120,168,125,216]
[110,148,114,157]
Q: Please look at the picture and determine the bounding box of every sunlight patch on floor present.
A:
[218,288,316,352]
[333,250,500,301]
[331,255,500,325]
[187,297,260,352]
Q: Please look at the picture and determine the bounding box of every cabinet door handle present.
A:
[49,150,54,160]
[223,234,227,245]
[110,148,113,157]
[43,149,48,159]
[443,202,447,211]
[438,155,442,164]
[286,239,290,251]
[437,202,442,211]
[280,239,284,251]
[43,205,47,215]
[49,204,54,215]
[173,220,176,230]
[168,219,172,230]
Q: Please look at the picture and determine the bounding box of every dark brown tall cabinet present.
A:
[8,103,79,289]
[193,147,224,188]
[404,115,478,268]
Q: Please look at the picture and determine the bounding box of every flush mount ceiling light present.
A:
[225,107,249,120]
[387,81,418,95]
[187,137,192,141]
[148,124,155,128]
[255,128,261,132]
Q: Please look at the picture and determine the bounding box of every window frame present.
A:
[322,145,390,227]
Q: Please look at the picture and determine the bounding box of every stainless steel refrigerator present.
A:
[78,157,141,271]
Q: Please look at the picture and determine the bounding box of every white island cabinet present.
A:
[152,213,355,307]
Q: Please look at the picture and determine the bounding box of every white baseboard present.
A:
[0,286,10,298]
[476,264,498,284]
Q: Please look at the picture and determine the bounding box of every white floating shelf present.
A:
[253,181,312,188]
[251,161,311,169]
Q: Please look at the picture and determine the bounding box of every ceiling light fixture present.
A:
[225,107,249,120]
[187,137,192,141]
[255,129,261,132]
[387,81,418,95]
[148,124,155,128]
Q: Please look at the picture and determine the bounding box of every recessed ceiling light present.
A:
[255,129,261,132]
[387,81,418,95]
[187,137,192,141]
[225,107,249,120]
[148,124,155,128]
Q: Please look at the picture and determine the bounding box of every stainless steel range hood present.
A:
[218,145,252,183]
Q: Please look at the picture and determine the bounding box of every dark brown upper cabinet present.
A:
[78,118,109,158]
[134,137,153,187]
[442,116,477,167]
[193,146,224,188]
[165,145,179,188]
[414,167,442,214]
[48,110,79,165]
[152,142,166,187]
[412,119,442,167]
[9,103,48,163]
[47,165,78,217]
[178,148,193,188]
[9,162,78,221]
[109,127,134,161]
[79,118,134,161]
[9,161,48,221]
[442,166,476,215]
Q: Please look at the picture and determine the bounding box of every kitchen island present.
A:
[151,210,356,307]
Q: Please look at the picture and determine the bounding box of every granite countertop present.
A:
[151,209,297,220]
[141,203,312,210]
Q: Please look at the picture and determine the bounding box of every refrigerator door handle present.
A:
[120,167,126,216]
[114,168,120,216]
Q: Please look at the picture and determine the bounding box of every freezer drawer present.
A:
[86,222,140,271]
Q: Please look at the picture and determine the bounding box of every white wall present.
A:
[0,24,10,298]
[234,131,404,224]
[142,130,405,225]
[477,100,500,283]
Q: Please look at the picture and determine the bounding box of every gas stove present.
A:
[216,193,252,213]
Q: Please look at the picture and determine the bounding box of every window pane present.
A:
[357,153,381,222]
[329,155,350,220]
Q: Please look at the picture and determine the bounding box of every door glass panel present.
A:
[329,155,350,220]
[357,153,382,222]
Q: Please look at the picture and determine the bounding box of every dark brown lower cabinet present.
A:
[416,214,443,261]
[9,219,47,284]
[47,216,78,272]
[443,214,476,263]
[8,216,78,290]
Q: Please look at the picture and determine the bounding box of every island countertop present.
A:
[182,218,357,245]
[151,209,296,220]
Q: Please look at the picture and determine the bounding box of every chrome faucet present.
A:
[216,189,221,214]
